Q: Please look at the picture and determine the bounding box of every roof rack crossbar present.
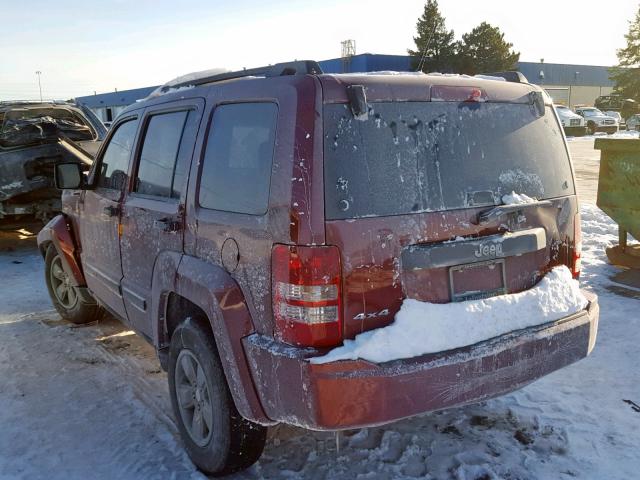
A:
[165,60,323,91]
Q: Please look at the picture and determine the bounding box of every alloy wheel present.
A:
[50,254,79,309]
[174,349,214,447]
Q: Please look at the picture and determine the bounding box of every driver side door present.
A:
[78,115,140,320]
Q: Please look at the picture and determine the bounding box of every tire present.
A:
[44,245,102,324]
[587,122,596,135]
[168,317,267,476]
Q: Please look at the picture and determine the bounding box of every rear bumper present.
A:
[244,292,599,430]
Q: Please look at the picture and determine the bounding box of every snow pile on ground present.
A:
[312,266,587,364]
[502,190,536,205]
[567,130,639,141]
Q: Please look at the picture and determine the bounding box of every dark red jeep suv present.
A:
[37,61,599,475]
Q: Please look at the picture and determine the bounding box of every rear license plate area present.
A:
[449,259,507,302]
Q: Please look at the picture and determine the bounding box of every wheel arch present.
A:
[36,214,86,286]
[152,254,273,425]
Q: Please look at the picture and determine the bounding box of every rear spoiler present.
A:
[483,71,529,83]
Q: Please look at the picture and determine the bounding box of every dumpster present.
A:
[595,138,640,269]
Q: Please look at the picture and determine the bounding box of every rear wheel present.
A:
[45,245,102,324]
[168,317,267,476]
[587,122,596,135]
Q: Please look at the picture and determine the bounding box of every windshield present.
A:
[324,102,575,220]
[581,109,602,117]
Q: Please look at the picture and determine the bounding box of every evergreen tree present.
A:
[455,22,519,75]
[610,5,640,102]
[408,0,456,73]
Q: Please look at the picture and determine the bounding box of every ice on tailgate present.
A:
[311,266,588,364]
[501,191,537,205]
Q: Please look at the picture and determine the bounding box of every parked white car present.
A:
[554,105,587,137]
[575,107,618,135]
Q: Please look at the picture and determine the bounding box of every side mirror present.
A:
[55,162,84,189]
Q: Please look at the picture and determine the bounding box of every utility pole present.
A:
[35,70,43,101]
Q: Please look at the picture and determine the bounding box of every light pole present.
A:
[35,70,42,101]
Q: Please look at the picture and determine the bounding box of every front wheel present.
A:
[45,245,102,324]
[168,317,267,476]
[587,122,597,135]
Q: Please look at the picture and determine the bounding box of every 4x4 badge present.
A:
[353,309,390,320]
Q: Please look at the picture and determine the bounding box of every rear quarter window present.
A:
[198,102,278,215]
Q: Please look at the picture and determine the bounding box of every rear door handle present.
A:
[153,218,181,233]
[103,205,120,217]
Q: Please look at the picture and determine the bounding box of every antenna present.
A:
[341,39,356,73]
[416,19,439,72]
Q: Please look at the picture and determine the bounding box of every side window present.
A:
[98,119,138,190]
[199,103,277,214]
[135,110,190,198]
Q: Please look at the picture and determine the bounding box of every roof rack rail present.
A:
[483,71,529,83]
[0,100,70,106]
[165,60,323,92]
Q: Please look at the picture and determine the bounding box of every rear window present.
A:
[0,107,94,147]
[324,102,575,220]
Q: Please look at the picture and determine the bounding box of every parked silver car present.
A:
[626,114,640,132]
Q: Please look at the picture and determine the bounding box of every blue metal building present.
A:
[318,54,613,88]
[75,85,158,123]
[517,62,613,87]
[318,54,414,74]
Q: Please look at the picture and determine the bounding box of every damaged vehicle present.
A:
[0,101,106,222]
[38,61,599,476]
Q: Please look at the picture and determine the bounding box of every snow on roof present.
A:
[144,67,230,99]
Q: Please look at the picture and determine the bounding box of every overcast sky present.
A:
[0,0,637,100]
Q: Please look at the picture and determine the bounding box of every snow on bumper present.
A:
[243,292,598,430]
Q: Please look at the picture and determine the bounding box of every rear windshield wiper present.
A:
[475,200,553,225]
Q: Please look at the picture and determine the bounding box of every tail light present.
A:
[572,212,582,279]
[272,244,342,347]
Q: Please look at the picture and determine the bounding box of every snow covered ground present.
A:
[566,130,639,141]
[1,203,639,480]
